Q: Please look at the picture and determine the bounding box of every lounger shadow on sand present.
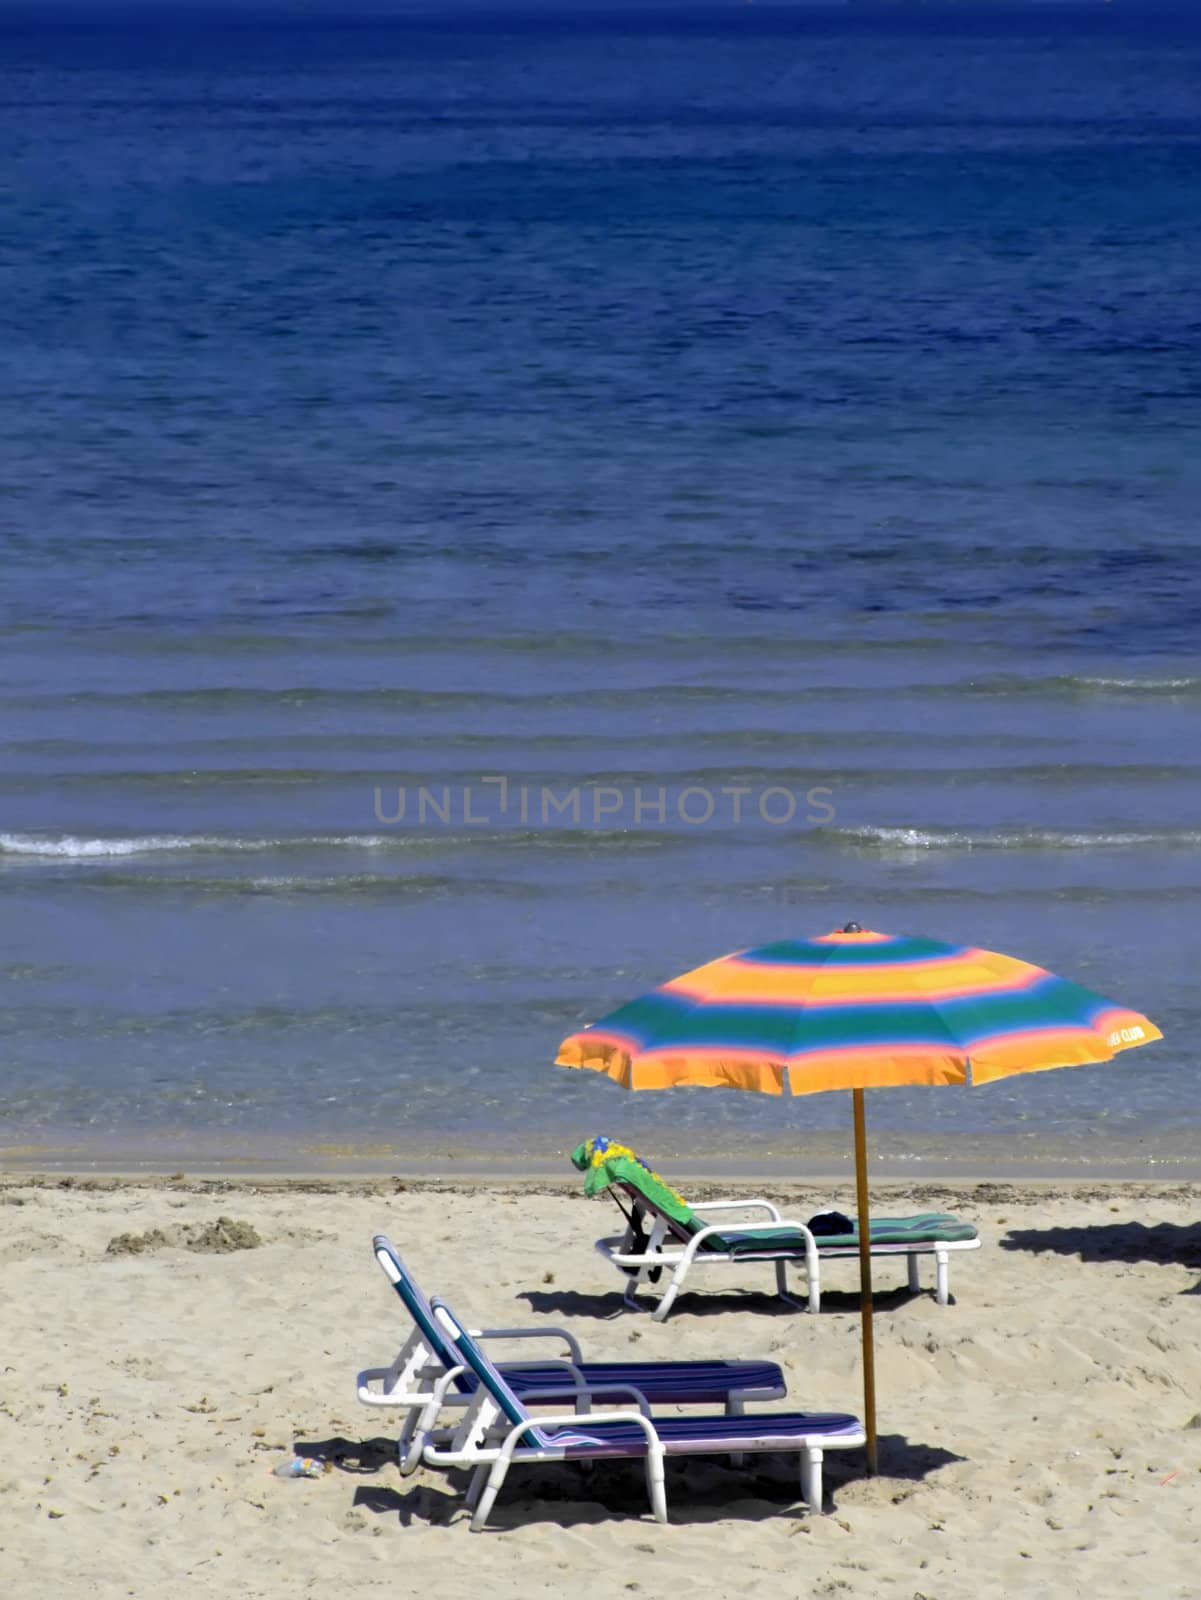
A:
[321,1431,964,1532]
[517,1281,923,1322]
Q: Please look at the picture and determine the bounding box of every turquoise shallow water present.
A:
[1,5,1199,1162]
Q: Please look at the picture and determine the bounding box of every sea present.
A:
[2,2,1199,1174]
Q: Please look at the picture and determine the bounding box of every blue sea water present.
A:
[1,4,1199,1167]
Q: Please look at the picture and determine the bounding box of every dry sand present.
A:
[1,1174,1199,1599]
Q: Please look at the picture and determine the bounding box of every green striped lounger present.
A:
[571,1140,980,1320]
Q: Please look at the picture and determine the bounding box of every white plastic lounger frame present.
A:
[357,1321,589,1474]
[602,1196,821,1321]
[425,1299,866,1531]
[357,1237,599,1474]
[600,1191,981,1319]
[806,1233,982,1306]
[356,1235,787,1474]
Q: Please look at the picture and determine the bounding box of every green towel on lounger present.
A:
[570,1136,697,1226]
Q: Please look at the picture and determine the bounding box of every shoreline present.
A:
[4,1173,1201,1207]
[3,1128,1199,1183]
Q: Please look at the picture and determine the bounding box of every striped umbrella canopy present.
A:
[556,924,1161,1471]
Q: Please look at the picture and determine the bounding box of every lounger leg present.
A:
[907,1252,921,1293]
[726,1394,747,1466]
[397,1407,419,1471]
[775,1258,817,1314]
[651,1282,679,1322]
[645,1445,668,1524]
[464,1463,489,1514]
[402,1437,426,1476]
[651,1263,687,1323]
[471,1459,511,1532]
[935,1248,949,1306]
[401,1398,439,1475]
[800,1447,824,1513]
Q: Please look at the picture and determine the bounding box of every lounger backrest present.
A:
[430,1297,540,1445]
[372,1234,473,1395]
[572,1138,699,1236]
[613,1179,697,1244]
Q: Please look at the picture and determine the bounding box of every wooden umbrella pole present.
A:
[852,1088,878,1475]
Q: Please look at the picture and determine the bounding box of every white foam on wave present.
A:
[1075,676,1201,693]
[0,832,395,859]
[828,824,1201,851]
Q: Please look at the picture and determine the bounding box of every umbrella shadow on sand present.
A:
[1000,1219,1201,1264]
[317,1434,962,1530]
[833,1432,964,1492]
[1000,1221,1201,1289]
[517,1282,924,1321]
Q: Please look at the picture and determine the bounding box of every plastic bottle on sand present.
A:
[272,1456,323,1479]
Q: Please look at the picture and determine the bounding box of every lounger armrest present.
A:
[429,1364,468,1405]
[473,1325,584,1362]
[515,1383,651,1417]
[691,1198,783,1223]
[356,1362,448,1405]
[602,1243,687,1267]
[356,1366,401,1405]
[493,1357,588,1388]
[383,1365,466,1421]
[572,1383,652,1417]
[596,1233,685,1260]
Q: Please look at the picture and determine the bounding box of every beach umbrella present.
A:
[556,923,1161,1473]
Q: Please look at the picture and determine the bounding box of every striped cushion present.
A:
[535,1411,864,1456]
[810,1213,978,1248]
[496,1358,785,1406]
[700,1212,977,1257]
[700,1227,814,1258]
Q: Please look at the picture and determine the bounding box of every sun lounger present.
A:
[356,1234,787,1473]
[572,1137,980,1320]
[424,1295,866,1529]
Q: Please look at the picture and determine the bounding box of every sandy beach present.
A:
[1,1173,1198,1599]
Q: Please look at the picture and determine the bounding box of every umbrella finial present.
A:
[842,921,862,933]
